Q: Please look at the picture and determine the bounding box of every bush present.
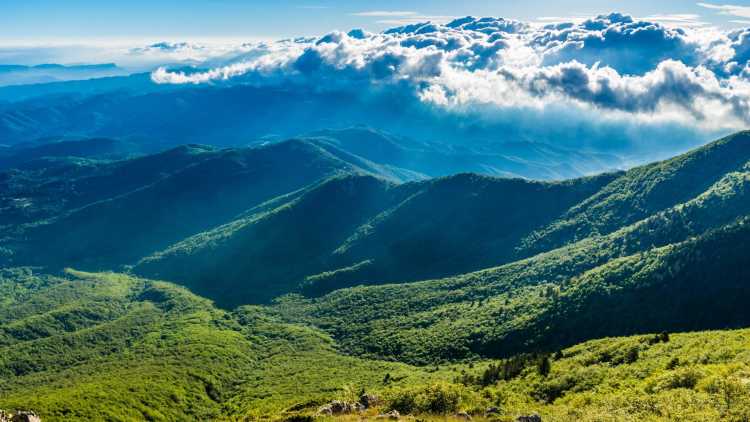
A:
[649,367,704,392]
[387,382,466,414]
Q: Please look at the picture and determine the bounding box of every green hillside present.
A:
[134,131,749,309]
[133,172,616,304]
[135,175,412,305]
[0,269,440,420]
[276,187,750,363]
[2,269,750,421]
[519,131,750,255]
[1,139,397,269]
[2,131,750,420]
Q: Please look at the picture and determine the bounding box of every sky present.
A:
[1,0,750,45]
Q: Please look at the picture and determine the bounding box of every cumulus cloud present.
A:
[151,14,750,141]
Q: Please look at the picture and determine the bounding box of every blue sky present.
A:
[1,0,750,43]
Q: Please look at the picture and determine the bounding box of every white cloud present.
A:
[376,16,457,26]
[351,11,419,17]
[698,3,750,18]
[643,14,709,28]
[150,14,750,134]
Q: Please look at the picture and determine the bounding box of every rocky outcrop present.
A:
[316,400,363,416]
[516,414,542,422]
[359,392,380,408]
[0,411,41,422]
[316,393,379,416]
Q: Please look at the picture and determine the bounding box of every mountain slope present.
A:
[133,171,617,304]
[0,268,438,420]
[275,156,750,363]
[135,175,411,305]
[519,131,750,255]
[3,268,750,421]
[111,131,750,308]
[1,140,369,269]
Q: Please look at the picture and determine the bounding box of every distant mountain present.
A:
[303,127,624,180]
[0,63,128,87]
[0,72,178,103]
[0,137,139,169]
[0,79,632,179]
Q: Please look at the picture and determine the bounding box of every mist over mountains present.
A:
[3,13,750,174]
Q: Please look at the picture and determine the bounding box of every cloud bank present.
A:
[151,13,750,150]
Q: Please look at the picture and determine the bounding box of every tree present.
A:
[537,356,551,377]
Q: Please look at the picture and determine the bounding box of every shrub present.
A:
[666,357,680,370]
[649,367,704,392]
[387,382,466,414]
[537,356,552,377]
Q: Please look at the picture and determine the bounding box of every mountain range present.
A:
[0,63,128,87]
[1,127,750,420]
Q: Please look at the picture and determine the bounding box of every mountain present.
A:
[133,171,616,306]
[4,132,749,307]
[0,63,128,87]
[0,144,217,227]
[304,127,624,179]
[2,130,750,420]
[135,175,411,305]
[0,79,630,179]
[0,139,393,269]
[274,133,750,363]
[0,138,140,170]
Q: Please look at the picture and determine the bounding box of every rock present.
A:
[316,405,333,416]
[516,414,542,422]
[359,392,380,408]
[0,410,9,422]
[455,411,472,420]
[11,412,41,422]
[316,400,356,416]
[376,410,400,419]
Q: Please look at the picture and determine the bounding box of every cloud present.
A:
[535,13,702,75]
[351,11,419,17]
[698,3,750,18]
[642,14,708,28]
[150,14,750,149]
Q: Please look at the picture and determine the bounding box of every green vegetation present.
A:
[3,268,750,421]
[0,269,441,420]
[2,131,750,420]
